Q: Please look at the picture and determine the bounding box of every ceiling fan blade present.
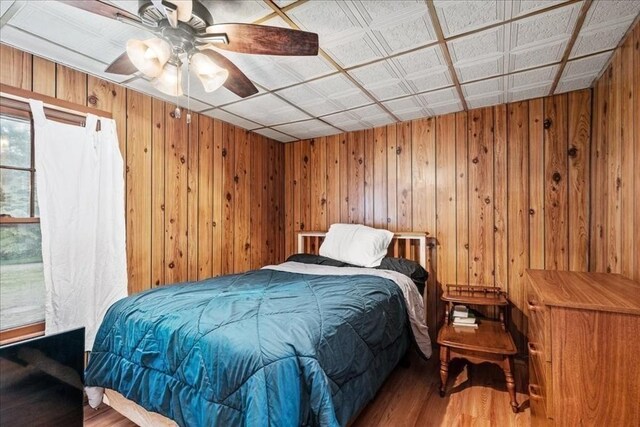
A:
[57,0,141,23]
[105,52,138,75]
[202,24,318,56]
[198,49,258,98]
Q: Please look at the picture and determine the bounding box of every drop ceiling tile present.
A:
[288,1,363,45]
[448,25,507,64]
[223,93,311,126]
[434,0,510,37]
[509,2,580,48]
[467,94,505,109]
[276,55,337,82]
[9,1,148,71]
[307,74,372,110]
[511,0,569,18]
[186,78,265,107]
[348,61,412,101]
[582,0,640,30]
[202,109,262,131]
[508,64,558,90]
[276,84,345,117]
[323,31,386,68]
[125,78,213,112]
[555,75,595,94]
[508,84,551,102]
[428,101,464,116]
[462,76,505,98]
[216,52,302,90]
[206,0,272,24]
[273,0,297,7]
[562,51,611,79]
[0,0,16,17]
[253,128,297,143]
[417,87,459,106]
[570,20,631,58]
[382,97,432,122]
[346,104,395,128]
[406,71,454,93]
[508,38,567,72]
[391,45,448,77]
[273,119,341,139]
[456,56,505,83]
[369,11,437,55]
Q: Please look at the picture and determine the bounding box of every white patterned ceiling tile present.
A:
[511,0,569,18]
[348,61,412,101]
[125,78,213,111]
[288,0,363,45]
[391,45,448,77]
[323,31,385,68]
[582,0,640,30]
[456,56,504,83]
[272,0,297,8]
[448,25,506,64]
[253,128,297,143]
[562,51,612,79]
[0,26,127,83]
[202,109,262,130]
[370,11,437,55]
[347,104,395,127]
[508,38,566,72]
[382,97,432,122]
[555,75,595,94]
[508,84,551,102]
[307,74,372,110]
[8,1,148,71]
[223,93,310,126]
[206,0,271,24]
[217,52,301,90]
[273,119,341,140]
[434,0,510,37]
[0,0,16,16]
[276,84,344,117]
[417,87,459,106]
[570,20,633,58]
[406,71,454,93]
[276,55,337,82]
[187,78,265,107]
[467,94,505,109]
[321,110,361,130]
[462,76,505,98]
[509,64,558,90]
[428,101,463,116]
[510,2,581,48]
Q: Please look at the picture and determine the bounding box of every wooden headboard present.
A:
[297,231,428,269]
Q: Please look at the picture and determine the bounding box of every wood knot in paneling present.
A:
[529,208,535,215]
[226,192,232,202]
[222,148,227,157]
[234,175,239,183]
[396,146,402,155]
[87,95,98,105]
[552,172,562,183]
[484,197,491,204]
[568,147,578,157]
[168,262,175,269]
[472,157,479,164]
[543,118,552,129]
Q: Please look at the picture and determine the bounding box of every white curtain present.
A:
[29,100,128,350]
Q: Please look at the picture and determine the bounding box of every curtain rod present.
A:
[0,83,113,119]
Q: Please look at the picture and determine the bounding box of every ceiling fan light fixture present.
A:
[191,52,229,93]
[126,38,171,78]
[152,62,183,96]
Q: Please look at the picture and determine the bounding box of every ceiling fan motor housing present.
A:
[137,0,214,30]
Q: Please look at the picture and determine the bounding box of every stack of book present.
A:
[451,305,477,328]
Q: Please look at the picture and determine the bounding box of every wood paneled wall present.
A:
[284,90,593,350]
[590,22,640,282]
[0,44,285,294]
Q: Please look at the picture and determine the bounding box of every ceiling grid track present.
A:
[425,0,468,111]
[549,0,594,95]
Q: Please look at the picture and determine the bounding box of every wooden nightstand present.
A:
[436,285,518,413]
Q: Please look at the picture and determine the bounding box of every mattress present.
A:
[85,263,431,426]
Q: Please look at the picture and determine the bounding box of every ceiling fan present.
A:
[58,0,319,99]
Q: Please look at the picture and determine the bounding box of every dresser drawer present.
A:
[529,361,550,427]
[527,291,551,363]
[529,340,553,418]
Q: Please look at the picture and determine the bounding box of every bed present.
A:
[84,231,433,427]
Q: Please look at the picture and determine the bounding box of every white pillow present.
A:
[319,224,394,267]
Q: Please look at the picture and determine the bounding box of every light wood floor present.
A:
[84,353,530,426]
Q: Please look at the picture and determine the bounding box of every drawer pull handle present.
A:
[529,384,543,401]
[528,342,542,355]
[527,298,541,311]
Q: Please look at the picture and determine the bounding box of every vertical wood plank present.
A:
[300,139,311,231]
[364,129,375,227]
[250,134,265,269]
[494,104,508,293]
[284,143,295,257]
[507,101,529,352]
[567,90,591,272]
[373,126,388,228]
[293,141,302,242]
[339,134,350,223]
[125,90,152,293]
[87,77,126,158]
[633,24,640,282]
[197,115,214,280]
[211,119,223,276]
[55,65,86,105]
[187,115,199,281]
[529,98,545,269]
[590,81,603,273]
[348,131,365,224]
[397,121,412,231]
[233,128,251,272]
[455,112,469,286]
[32,56,56,97]
[150,99,165,286]
[164,108,189,283]
[387,124,398,231]
[0,44,32,89]
[221,123,235,274]
[468,107,494,285]
[310,137,327,231]
[619,36,634,279]
[606,53,622,274]
[412,118,435,235]
[326,135,342,228]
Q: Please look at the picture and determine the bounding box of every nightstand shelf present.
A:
[437,285,518,413]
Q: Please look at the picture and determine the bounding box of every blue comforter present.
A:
[85,269,410,426]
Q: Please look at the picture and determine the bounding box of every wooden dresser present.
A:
[526,270,640,426]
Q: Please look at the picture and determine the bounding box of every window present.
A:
[0,108,45,335]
